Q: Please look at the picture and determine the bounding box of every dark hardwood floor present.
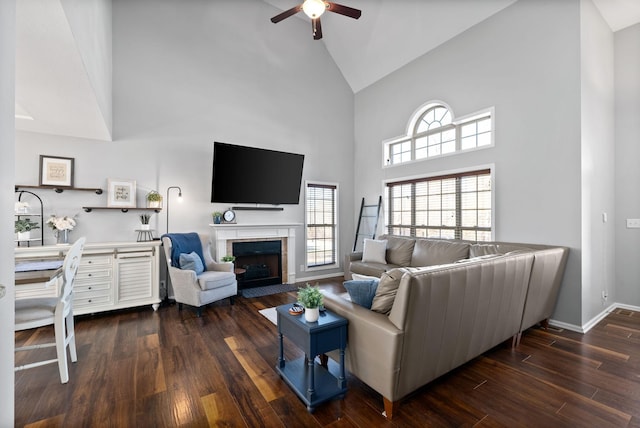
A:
[15,278,640,427]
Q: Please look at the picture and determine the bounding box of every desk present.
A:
[275,304,347,412]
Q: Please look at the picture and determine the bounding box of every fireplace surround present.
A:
[210,223,300,285]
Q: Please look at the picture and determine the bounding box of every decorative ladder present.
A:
[353,196,382,252]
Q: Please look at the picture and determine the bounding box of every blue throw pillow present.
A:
[179,251,205,275]
[343,279,379,309]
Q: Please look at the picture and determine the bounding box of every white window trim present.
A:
[383,104,495,168]
[304,180,340,272]
[381,164,496,242]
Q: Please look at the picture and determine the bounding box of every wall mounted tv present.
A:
[211,142,305,205]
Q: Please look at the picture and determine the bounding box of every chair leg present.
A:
[54,313,69,384]
[66,313,78,362]
[229,296,235,305]
[196,307,203,317]
[383,397,397,420]
[178,302,183,311]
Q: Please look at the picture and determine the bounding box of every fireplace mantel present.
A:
[209,223,301,284]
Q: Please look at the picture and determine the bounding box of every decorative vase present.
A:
[56,229,70,245]
[17,231,30,241]
[213,215,222,224]
[140,224,151,230]
[304,307,320,323]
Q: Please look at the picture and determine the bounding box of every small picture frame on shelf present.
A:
[39,155,74,188]
[107,179,137,208]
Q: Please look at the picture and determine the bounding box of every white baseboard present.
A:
[549,302,640,334]
[296,271,345,283]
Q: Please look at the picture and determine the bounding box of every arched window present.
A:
[384,102,493,166]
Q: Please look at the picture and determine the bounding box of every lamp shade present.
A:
[302,0,326,18]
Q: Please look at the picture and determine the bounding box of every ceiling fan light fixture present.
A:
[302,0,326,19]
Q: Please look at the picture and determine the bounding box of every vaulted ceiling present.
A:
[15,0,640,141]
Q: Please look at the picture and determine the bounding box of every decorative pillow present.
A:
[179,251,205,275]
[351,273,380,281]
[343,279,379,309]
[370,268,405,315]
[362,239,387,264]
[380,235,415,266]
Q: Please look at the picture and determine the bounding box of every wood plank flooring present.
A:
[14,278,640,427]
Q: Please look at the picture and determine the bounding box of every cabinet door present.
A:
[116,252,155,303]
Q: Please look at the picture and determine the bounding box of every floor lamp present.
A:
[164,186,182,304]
[166,186,183,234]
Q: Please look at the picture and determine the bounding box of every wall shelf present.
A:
[16,184,103,194]
[82,207,162,213]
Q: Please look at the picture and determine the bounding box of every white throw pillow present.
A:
[351,273,380,281]
[362,239,387,264]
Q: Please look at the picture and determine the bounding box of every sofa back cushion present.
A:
[410,239,470,267]
[378,234,415,267]
[469,243,533,258]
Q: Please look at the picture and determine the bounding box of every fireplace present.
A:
[232,240,282,288]
[210,223,300,285]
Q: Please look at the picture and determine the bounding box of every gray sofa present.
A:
[323,235,568,419]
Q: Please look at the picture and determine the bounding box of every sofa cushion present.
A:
[197,270,236,291]
[350,260,400,278]
[371,268,406,315]
[379,235,415,267]
[179,251,205,274]
[343,279,379,309]
[362,239,387,264]
[410,239,470,267]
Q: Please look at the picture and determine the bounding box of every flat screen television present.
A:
[211,142,305,205]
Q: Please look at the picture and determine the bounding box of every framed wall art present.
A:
[107,179,137,208]
[39,155,74,187]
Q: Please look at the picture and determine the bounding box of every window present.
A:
[386,169,492,241]
[305,182,338,268]
[384,103,493,166]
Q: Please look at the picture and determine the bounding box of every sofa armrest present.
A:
[349,251,363,262]
[323,291,404,401]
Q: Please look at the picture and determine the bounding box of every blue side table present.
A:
[275,304,348,412]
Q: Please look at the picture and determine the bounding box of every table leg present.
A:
[307,354,315,401]
[278,332,285,368]
[338,348,346,389]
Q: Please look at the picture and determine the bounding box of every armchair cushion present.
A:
[180,251,205,275]
[197,271,237,291]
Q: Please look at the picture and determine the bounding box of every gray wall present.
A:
[354,0,584,325]
[15,0,355,282]
[579,0,616,324]
[615,23,640,307]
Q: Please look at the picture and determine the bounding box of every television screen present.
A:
[211,142,305,204]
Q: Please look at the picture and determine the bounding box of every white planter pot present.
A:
[140,224,151,230]
[16,231,30,241]
[304,307,319,322]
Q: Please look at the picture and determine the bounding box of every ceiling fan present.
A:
[270,0,362,40]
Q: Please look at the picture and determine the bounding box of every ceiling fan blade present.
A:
[270,4,303,23]
[326,2,362,19]
[312,17,323,40]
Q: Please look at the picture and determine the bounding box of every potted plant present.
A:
[139,213,152,230]
[15,218,40,241]
[146,191,163,209]
[221,255,235,263]
[297,283,324,322]
[212,212,223,224]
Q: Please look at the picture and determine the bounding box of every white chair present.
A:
[162,233,237,317]
[15,237,86,384]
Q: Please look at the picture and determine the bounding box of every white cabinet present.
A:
[15,241,161,315]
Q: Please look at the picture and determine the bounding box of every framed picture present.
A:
[39,155,74,187]
[107,179,137,208]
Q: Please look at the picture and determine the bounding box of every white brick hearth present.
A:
[209,223,301,284]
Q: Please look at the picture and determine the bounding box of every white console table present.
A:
[15,241,161,315]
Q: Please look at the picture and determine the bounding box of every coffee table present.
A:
[275,304,348,412]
